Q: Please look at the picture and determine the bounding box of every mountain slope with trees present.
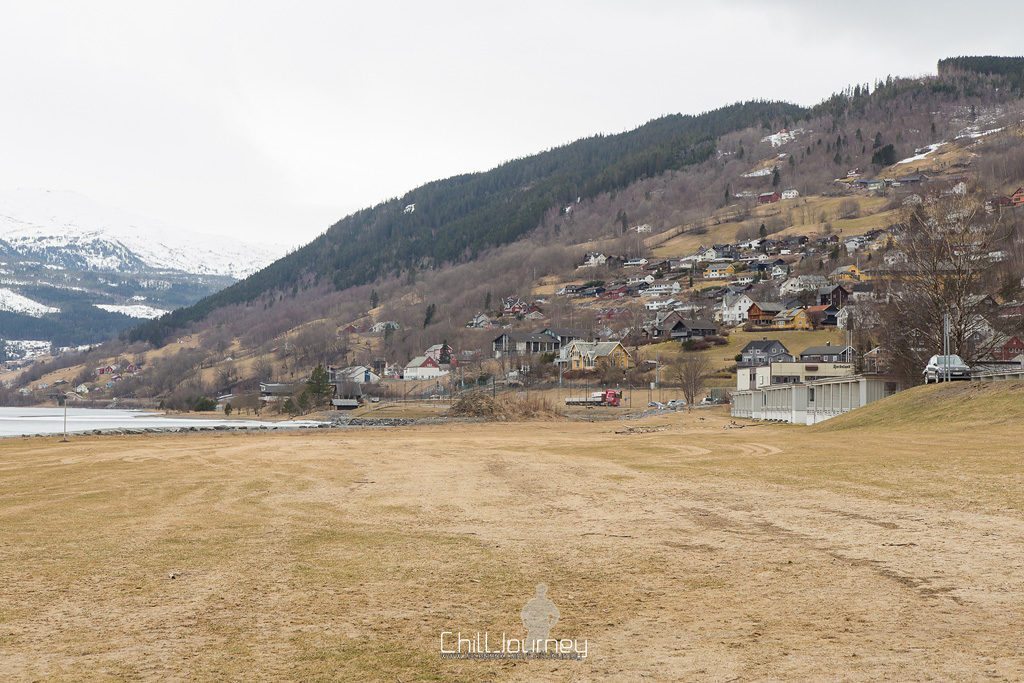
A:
[130,101,806,345]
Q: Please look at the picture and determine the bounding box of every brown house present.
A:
[747,301,784,326]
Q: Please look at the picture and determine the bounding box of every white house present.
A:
[330,365,381,385]
[644,298,679,311]
[580,252,608,268]
[780,275,829,297]
[623,257,649,268]
[403,356,448,380]
[640,282,682,298]
[720,293,755,325]
[781,189,800,200]
[466,312,495,329]
[627,274,655,286]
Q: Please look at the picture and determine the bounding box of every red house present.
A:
[995,335,1024,360]
[758,191,781,205]
[1011,187,1024,207]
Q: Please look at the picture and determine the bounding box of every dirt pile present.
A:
[447,392,563,421]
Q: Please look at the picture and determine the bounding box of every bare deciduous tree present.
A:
[876,196,1001,384]
[670,354,711,409]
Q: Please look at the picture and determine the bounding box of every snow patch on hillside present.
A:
[955,126,1004,140]
[741,167,774,178]
[0,288,59,317]
[761,128,806,147]
[895,143,946,166]
[94,304,169,319]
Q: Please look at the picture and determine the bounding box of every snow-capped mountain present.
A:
[0,188,290,348]
[0,188,283,278]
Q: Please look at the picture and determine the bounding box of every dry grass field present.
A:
[3,382,1024,680]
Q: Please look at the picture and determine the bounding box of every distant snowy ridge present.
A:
[0,188,283,278]
[0,288,59,317]
[95,304,169,319]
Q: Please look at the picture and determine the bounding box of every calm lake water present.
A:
[0,407,325,437]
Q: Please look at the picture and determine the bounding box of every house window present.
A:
[808,387,815,402]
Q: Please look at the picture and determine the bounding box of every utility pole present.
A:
[656,352,661,403]
[943,313,951,383]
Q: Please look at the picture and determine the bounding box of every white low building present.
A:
[731,374,901,425]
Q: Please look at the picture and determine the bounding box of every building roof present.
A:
[405,355,437,368]
[681,318,717,330]
[259,382,296,395]
[504,330,559,343]
[751,301,785,313]
[741,339,789,353]
[800,344,854,357]
[542,327,586,339]
[565,340,629,358]
[774,307,806,322]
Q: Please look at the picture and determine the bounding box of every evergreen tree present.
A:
[423,303,437,328]
[871,144,897,166]
[305,363,332,408]
[439,340,451,364]
[484,291,492,311]
[370,289,379,309]
[771,167,781,187]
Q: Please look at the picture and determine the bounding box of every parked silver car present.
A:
[923,354,971,383]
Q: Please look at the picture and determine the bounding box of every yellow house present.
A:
[772,307,813,330]
[704,263,736,279]
[560,340,632,371]
[830,264,862,283]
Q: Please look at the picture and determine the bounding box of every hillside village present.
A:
[5,65,1024,421]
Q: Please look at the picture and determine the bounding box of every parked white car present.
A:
[923,354,971,383]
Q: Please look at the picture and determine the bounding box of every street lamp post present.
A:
[60,391,80,442]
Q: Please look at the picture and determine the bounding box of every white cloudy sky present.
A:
[0,1,1019,246]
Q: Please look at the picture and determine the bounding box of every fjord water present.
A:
[0,407,322,437]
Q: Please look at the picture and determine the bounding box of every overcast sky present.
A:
[0,1,1020,247]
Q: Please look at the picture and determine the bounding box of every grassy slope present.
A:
[814,379,1024,431]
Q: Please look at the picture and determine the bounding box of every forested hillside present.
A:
[938,56,1024,91]
[130,101,805,345]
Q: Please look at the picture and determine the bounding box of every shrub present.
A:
[193,396,217,412]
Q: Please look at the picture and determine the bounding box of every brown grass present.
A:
[2,394,1024,680]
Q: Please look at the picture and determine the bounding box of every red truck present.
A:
[564,389,623,407]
